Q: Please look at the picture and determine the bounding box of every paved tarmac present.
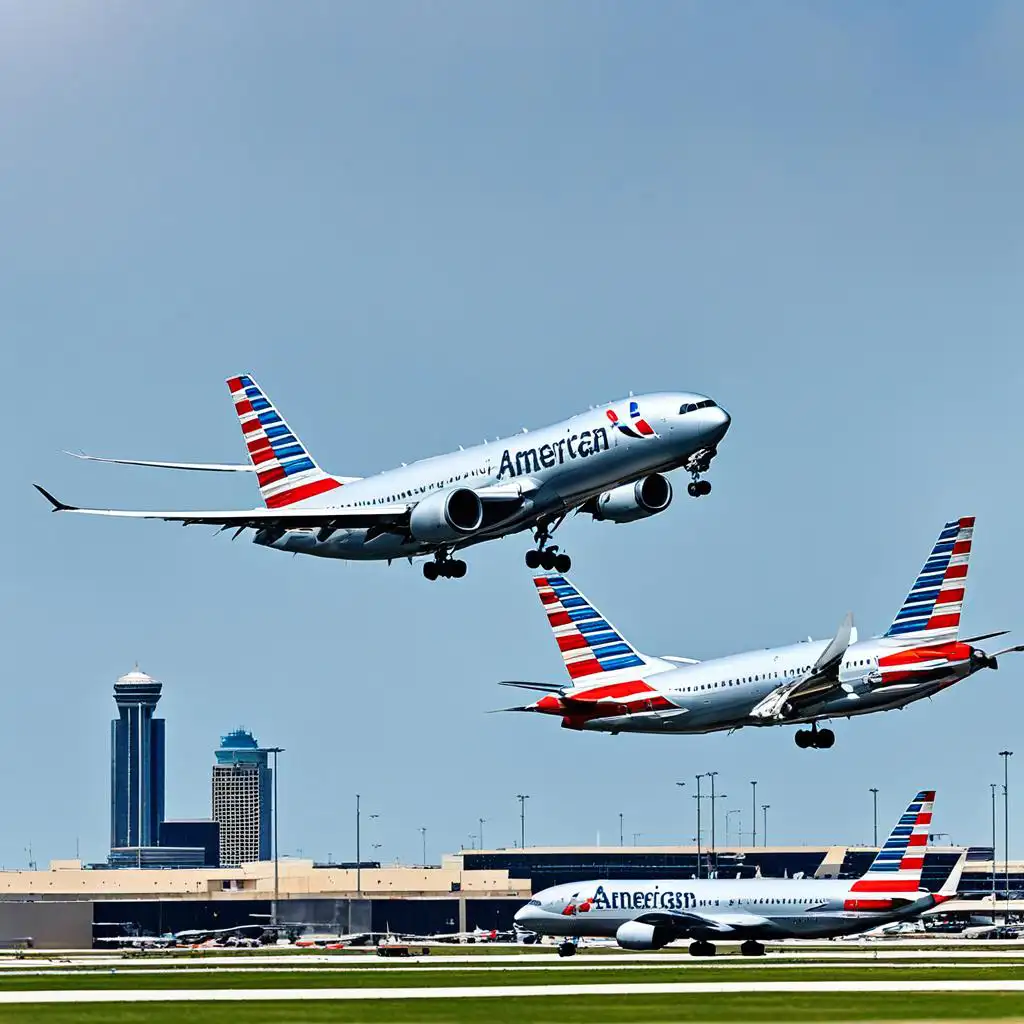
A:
[0,979,1023,1003]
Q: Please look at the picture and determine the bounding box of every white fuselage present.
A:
[515,877,936,942]
[256,393,729,561]
[551,634,978,734]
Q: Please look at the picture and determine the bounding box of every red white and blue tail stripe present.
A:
[883,518,973,643]
[226,375,343,509]
[533,574,648,681]
[850,790,934,894]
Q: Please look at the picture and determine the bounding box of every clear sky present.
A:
[3,2,1023,869]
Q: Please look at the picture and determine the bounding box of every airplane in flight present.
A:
[35,375,730,580]
[513,789,964,957]
[501,517,1021,746]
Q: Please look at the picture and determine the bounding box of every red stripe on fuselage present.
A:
[850,879,921,893]
[264,476,343,508]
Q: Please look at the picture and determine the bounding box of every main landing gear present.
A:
[688,940,716,957]
[685,447,716,498]
[525,517,571,573]
[557,940,578,958]
[740,940,766,957]
[422,551,467,581]
[795,723,835,749]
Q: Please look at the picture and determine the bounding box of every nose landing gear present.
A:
[525,517,571,573]
[795,724,835,749]
[557,939,578,957]
[685,448,717,498]
[688,940,716,956]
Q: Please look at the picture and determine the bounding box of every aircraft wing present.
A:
[34,485,412,531]
[634,910,771,935]
[749,612,854,721]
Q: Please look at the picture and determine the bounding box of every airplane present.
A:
[34,375,731,580]
[513,790,965,957]
[95,923,269,949]
[500,517,1022,747]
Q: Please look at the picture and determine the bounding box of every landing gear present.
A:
[795,724,835,749]
[688,939,716,957]
[685,448,716,498]
[557,940,578,958]
[526,517,571,573]
[740,940,766,957]
[422,552,467,581]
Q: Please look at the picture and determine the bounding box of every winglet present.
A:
[34,485,75,512]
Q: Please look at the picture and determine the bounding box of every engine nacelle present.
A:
[591,474,673,524]
[408,487,483,544]
[615,920,673,950]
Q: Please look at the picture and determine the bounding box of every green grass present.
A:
[0,992,1023,1022]
[0,965,1022,991]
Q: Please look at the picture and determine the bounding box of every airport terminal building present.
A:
[0,843,1020,948]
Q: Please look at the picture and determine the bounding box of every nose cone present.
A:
[705,405,731,446]
[514,904,533,926]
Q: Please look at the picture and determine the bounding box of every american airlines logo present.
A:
[497,427,610,480]
[592,885,697,911]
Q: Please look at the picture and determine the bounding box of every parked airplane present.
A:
[35,376,730,580]
[501,517,1021,747]
[513,790,964,956]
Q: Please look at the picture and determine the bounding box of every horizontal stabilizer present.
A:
[962,630,1009,644]
[64,451,257,472]
[498,680,565,693]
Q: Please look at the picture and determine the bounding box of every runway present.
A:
[0,979,1022,1004]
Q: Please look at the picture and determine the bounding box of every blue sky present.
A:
[3,2,1023,868]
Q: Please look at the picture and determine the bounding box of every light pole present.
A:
[751,781,758,847]
[356,794,361,898]
[619,812,624,847]
[675,781,686,857]
[267,747,284,928]
[726,810,741,846]
[694,774,703,878]
[517,794,530,849]
[706,772,719,874]
[419,826,427,868]
[999,751,1013,900]
[991,783,998,899]
[869,788,879,847]
[479,818,486,850]
[762,805,770,847]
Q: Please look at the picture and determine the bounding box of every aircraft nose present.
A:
[705,405,731,444]
[515,902,539,926]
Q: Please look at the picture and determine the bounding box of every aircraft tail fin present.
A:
[883,518,974,644]
[532,573,670,684]
[851,790,935,893]
[226,375,344,509]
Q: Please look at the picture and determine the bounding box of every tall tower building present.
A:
[110,666,166,851]
[211,729,272,867]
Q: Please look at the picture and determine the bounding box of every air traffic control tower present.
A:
[110,666,166,852]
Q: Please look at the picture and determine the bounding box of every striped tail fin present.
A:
[532,574,669,683]
[883,518,974,643]
[850,790,934,894]
[226,375,343,509]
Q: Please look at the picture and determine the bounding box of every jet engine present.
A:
[590,474,673,524]
[615,920,674,950]
[408,487,484,544]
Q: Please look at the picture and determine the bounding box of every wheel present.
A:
[795,730,811,749]
[423,562,439,581]
[687,481,699,497]
[525,549,542,569]
[741,940,765,956]
[816,728,835,749]
[554,553,572,573]
[451,560,467,579]
[698,479,712,496]
[557,941,576,957]
[540,549,557,571]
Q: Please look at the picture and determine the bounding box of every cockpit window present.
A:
[679,399,717,414]
[527,899,542,906]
